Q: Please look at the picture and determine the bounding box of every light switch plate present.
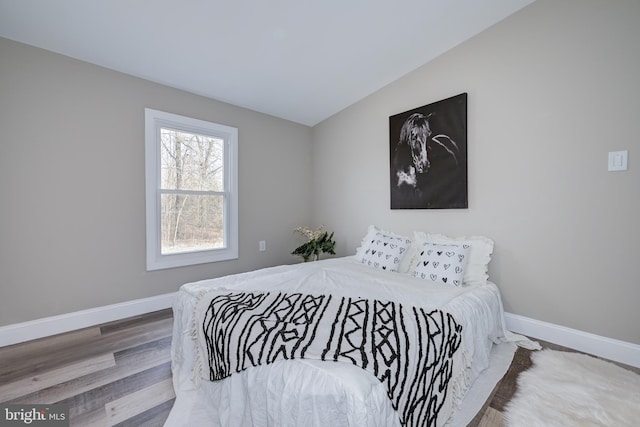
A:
[608,150,628,171]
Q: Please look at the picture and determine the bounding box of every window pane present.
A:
[160,128,224,191]
[146,108,238,270]
[160,193,225,254]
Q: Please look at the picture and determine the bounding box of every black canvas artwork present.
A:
[390,93,467,209]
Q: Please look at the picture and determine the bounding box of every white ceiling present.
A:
[0,0,534,126]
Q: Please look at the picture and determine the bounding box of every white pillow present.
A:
[357,226,412,272]
[355,225,416,273]
[412,243,469,286]
[412,232,494,285]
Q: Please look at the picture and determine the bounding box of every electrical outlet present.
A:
[608,150,628,171]
[259,240,266,251]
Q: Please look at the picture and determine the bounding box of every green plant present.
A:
[291,225,336,262]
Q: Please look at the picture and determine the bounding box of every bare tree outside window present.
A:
[159,128,225,254]
[145,108,237,270]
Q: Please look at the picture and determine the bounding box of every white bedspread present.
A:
[164,257,518,427]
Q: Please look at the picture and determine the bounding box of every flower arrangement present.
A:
[291,225,336,262]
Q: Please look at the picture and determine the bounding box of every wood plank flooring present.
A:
[1,309,636,426]
[0,309,174,426]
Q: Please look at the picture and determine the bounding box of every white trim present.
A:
[505,312,640,369]
[0,293,176,347]
[144,108,239,271]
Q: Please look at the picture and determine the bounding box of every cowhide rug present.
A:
[504,349,640,427]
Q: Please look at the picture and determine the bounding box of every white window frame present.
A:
[144,108,238,270]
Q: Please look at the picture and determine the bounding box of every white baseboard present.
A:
[0,292,176,347]
[505,312,640,369]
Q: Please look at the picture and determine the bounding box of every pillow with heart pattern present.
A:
[355,225,417,273]
[360,231,411,272]
[412,232,494,286]
[412,243,469,286]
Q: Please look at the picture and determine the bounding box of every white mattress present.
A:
[164,257,516,427]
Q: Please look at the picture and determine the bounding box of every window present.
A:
[145,108,238,270]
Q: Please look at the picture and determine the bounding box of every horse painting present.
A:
[390,93,467,209]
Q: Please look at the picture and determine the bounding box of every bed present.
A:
[164,227,530,427]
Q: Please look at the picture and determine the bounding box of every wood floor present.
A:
[0,309,636,426]
[0,309,174,426]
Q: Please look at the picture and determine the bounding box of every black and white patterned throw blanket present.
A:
[201,291,465,427]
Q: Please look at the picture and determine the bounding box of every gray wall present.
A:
[2,0,638,347]
[0,37,313,326]
[311,0,640,345]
